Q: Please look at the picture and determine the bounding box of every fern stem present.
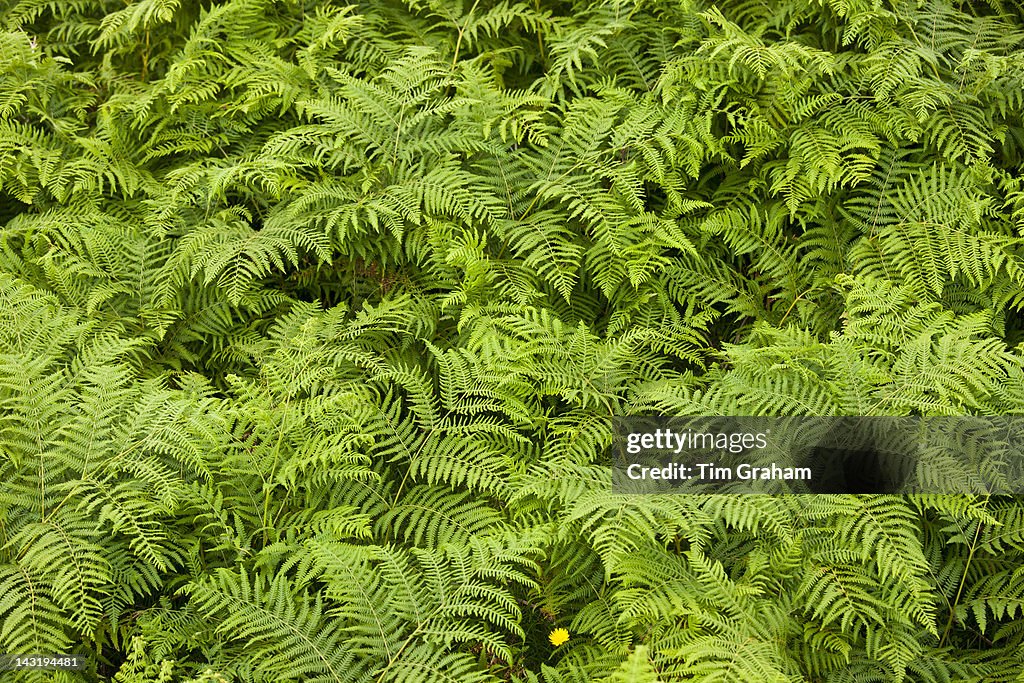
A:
[777,287,812,327]
[451,0,482,66]
[939,500,988,647]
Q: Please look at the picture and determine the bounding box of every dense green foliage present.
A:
[2,0,1024,680]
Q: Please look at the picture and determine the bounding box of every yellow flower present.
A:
[548,628,570,647]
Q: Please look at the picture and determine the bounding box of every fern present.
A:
[4,0,1024,681]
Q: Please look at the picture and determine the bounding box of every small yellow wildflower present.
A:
[548,628,570,647]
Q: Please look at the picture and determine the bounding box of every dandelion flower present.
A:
[549,628,570,647]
